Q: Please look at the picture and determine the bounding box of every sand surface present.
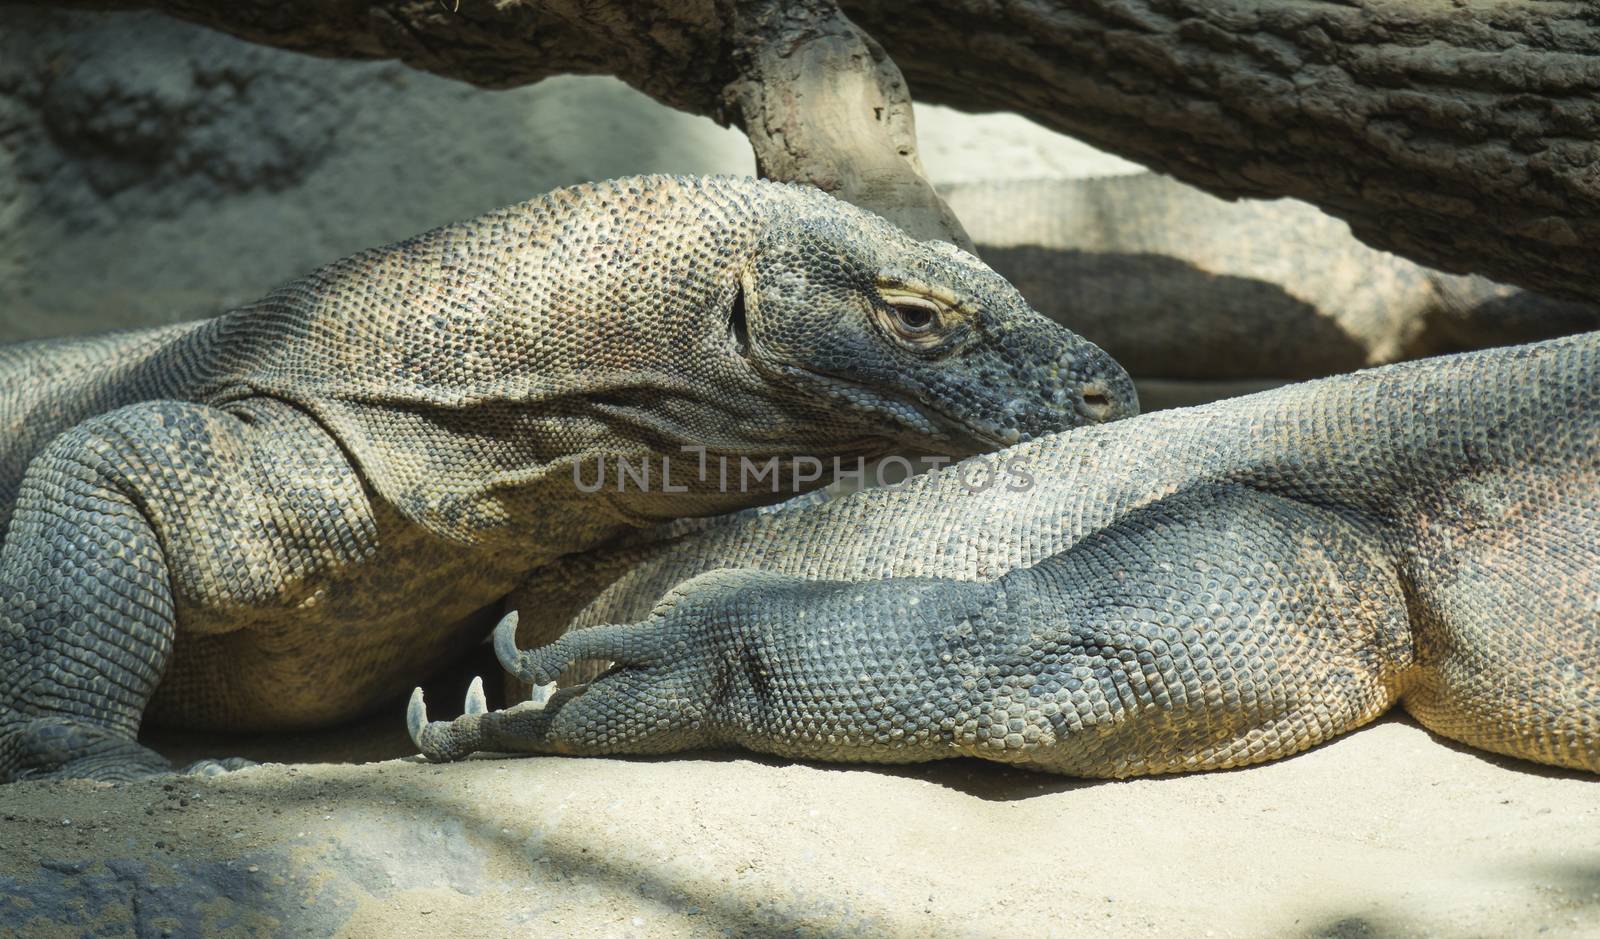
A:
[2,715,1595,938]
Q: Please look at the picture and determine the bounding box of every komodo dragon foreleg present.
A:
[413,482,1599,776]
[1,398,378,780]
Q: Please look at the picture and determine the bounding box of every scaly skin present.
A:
[0,174,1135,782]
[417,333,1599,776]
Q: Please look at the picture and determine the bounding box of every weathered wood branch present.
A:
[849,0,1600,303]
[21,0,1600,301]
[722,0,972,246]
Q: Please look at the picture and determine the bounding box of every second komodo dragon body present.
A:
[415,333,1599,776]
[0,174,1134,782]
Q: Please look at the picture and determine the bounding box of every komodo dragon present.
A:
[0,174,1136,782]
[411,332,1599,776]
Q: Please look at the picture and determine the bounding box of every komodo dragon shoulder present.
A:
[414,331,1599,776]
[0,174,1135,782]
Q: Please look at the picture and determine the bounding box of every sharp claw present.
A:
[406,687,428,751]
[464,676,487,715]
[528,681,557,707]
[493,610,524,677]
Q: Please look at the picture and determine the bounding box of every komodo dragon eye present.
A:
[891,299,937,332]
[876,287,962,352]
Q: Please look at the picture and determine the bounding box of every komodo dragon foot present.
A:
[3,717,255,782]
[408,608,707,762]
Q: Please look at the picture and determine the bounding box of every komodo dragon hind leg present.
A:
[1398,466,1600,772]
[410,489,1431,776]
[974,486,1421,776]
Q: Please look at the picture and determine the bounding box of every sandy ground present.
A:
[1,712,1595,938]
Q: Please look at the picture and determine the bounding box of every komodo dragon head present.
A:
[260,176,1137,536]
[711,178,1138,456]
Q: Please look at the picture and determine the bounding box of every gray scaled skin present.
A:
[413,333,1599,777]
[0,174,1135,782]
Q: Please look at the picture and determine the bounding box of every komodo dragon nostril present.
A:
[1078,384,1115,420]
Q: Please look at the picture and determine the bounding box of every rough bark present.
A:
[850,1,1600,303]
[19,0,1600,302]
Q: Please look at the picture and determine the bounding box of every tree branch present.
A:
[722,0,972,246]
[20,0,1600,300]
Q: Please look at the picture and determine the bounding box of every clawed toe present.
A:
[405,611,687,766]
[407,676,559,763]
[492,611,571,685]
[404,678,504,755]
[406,686,440,757]
[464,675,488,715]
[493,610,663,687]
[407,673,588,764]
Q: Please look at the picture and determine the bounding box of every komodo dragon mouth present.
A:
[771,364,1026,453]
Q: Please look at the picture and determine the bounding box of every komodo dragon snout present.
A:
[737,211,1137,454]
